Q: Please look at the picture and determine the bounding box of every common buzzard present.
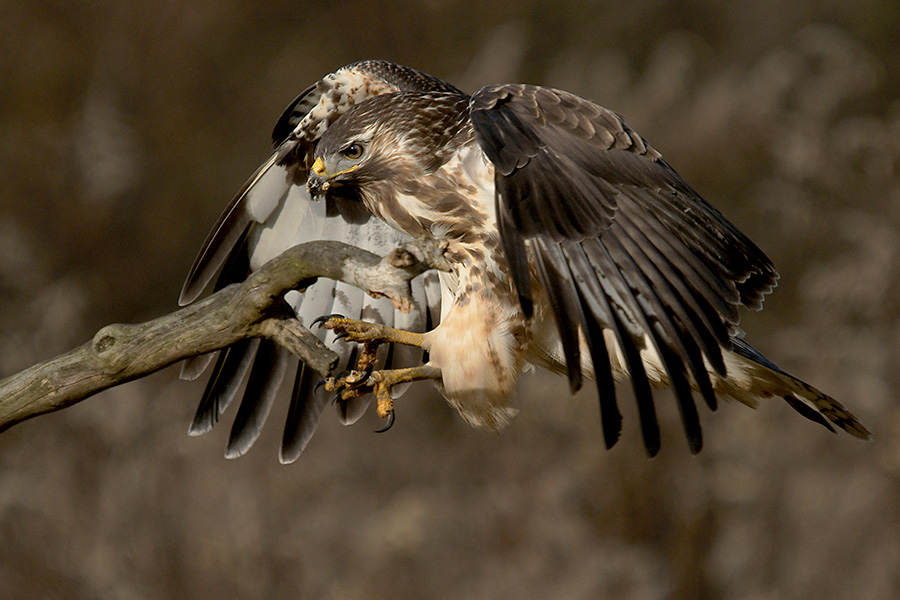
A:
[180,60,870,462]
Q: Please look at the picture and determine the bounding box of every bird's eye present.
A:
[342,143,365,160]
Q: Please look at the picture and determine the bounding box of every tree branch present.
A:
[0,239,449,434]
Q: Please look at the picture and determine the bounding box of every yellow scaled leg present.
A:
[313,316,440,431]
[316,316,426,348]
[368,365,442,431]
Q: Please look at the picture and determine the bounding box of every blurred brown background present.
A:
[2,1,899,598]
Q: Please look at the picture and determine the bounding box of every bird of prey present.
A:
[179,60,870,462]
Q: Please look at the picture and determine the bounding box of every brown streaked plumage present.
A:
[180,60,870,462]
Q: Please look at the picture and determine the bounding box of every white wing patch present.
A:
[243,155,292,223]
[249,180,326,270]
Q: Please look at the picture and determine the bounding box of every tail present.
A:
[719,338,871,440]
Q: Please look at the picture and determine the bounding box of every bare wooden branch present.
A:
[0,239,449,434]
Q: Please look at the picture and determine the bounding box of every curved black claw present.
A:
[313,379,328,395]
[311,314,346,328]
[334,331,350,341]
[374,411,395,433]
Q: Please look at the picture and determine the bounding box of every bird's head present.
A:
[306,92,470,200]
[306,95,402,200]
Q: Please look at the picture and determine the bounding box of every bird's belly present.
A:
[423,285,526,431]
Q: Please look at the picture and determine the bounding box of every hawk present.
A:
[179,60,870,462]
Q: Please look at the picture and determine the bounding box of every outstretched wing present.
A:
[179,61,451,462]
[470,83,779,455]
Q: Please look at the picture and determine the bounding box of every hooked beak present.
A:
[306,157,359,198]
[306,157,330,198]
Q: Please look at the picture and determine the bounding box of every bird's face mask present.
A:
[307,134,371,199]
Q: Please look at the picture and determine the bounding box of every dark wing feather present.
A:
[563,244,621,448]
[188,338,259,436]
[179,62,447,460]
[598,231,704,453]
[280,362,332,464]
[531,240,584,393]
[471,83,777,453]
[225,342,291,459]
[580,238,664,455]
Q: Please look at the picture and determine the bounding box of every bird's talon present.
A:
[311,314,345,328]
[374,411,395,433]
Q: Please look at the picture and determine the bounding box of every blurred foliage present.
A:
[1,1,900,599]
